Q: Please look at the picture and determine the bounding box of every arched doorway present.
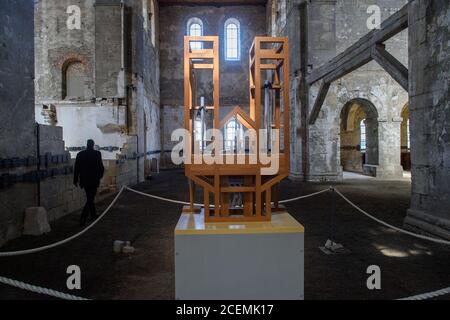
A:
[400,104,410,171]
[340,99,379,175]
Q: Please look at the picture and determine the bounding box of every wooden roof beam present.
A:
[307,3,408,85]
[371,44,408,91]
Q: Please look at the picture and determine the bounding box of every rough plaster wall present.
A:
[95,3,125,98]
[276,1,303,179]
[405,0,450,238]
[34,1,128,162]
[35,0,161,182]
[125,0,161,178]
[159,5,266,166]
[35,103,128,160]
[0,0,37,246]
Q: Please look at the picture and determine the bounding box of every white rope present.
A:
[125,186,330,206]
[0,183,448,300]
[0,276,90,300]
[279,188,330,203]
[333,188,450,246]
[0,186,126,257]
[398,286,450,300]
[125,187,192,206]
[0,185,328,257]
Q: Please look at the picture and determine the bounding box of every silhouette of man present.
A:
[74,139,105,226]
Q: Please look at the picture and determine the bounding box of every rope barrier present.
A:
[398,286,450,300]
[1,183,449,300]
[125,186,331,206]
[279,188,330,204]
[0,276,90,300]
[125,187,192,206]
[0,186,126,257]
[0,186,329,257]
[333,188,450,246]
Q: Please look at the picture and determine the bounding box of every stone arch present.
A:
[336,89,384,120]
[61,58,87,100]
[339,98,379,174]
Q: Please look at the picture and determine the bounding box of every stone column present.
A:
[374,119,403,179]
[0,0,37,246]
[305,0,340,182]
[404,0,450,239]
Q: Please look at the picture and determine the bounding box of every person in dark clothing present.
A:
[74,139,105,226]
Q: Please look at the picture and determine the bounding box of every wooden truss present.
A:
[307,3,409,125]
[184,36,290,223]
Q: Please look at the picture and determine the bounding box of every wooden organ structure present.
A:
[184,36,290,223]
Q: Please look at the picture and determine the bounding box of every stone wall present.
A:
[34,0,162,182]
[37,124,139,224]
[35,103,128,160]
[35,0,96,102]
[0,0,162,247]
[0,0,37,246]
[126,0,161,178]
[268,0,408,181]
[404,0,450,239]
[38,125,86,222]
[159,4,266,167]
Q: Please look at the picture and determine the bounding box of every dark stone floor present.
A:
[0,170,449,300]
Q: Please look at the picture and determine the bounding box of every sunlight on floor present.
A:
[343,171,374,180]
[373,243,433,258]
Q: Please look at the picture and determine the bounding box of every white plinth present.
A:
[175,208,304,300]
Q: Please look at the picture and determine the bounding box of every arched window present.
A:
[224,18,240,61]
[224,118,244,153]
[63,60,86,100]
[225,119,238,152]
[360,120,366,152]
[187,18,203,50]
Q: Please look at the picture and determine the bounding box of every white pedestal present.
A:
[175,208,304,300]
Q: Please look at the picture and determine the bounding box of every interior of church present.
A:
[0,0,449,301]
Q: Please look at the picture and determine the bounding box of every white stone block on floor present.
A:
[23,207,51,236]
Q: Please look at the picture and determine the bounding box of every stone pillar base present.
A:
[363,164,404,179]
[288,172,305,182]
[306,173,343,182]
[404,209,450,241]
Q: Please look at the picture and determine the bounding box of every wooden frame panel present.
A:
[184,36,290,223]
